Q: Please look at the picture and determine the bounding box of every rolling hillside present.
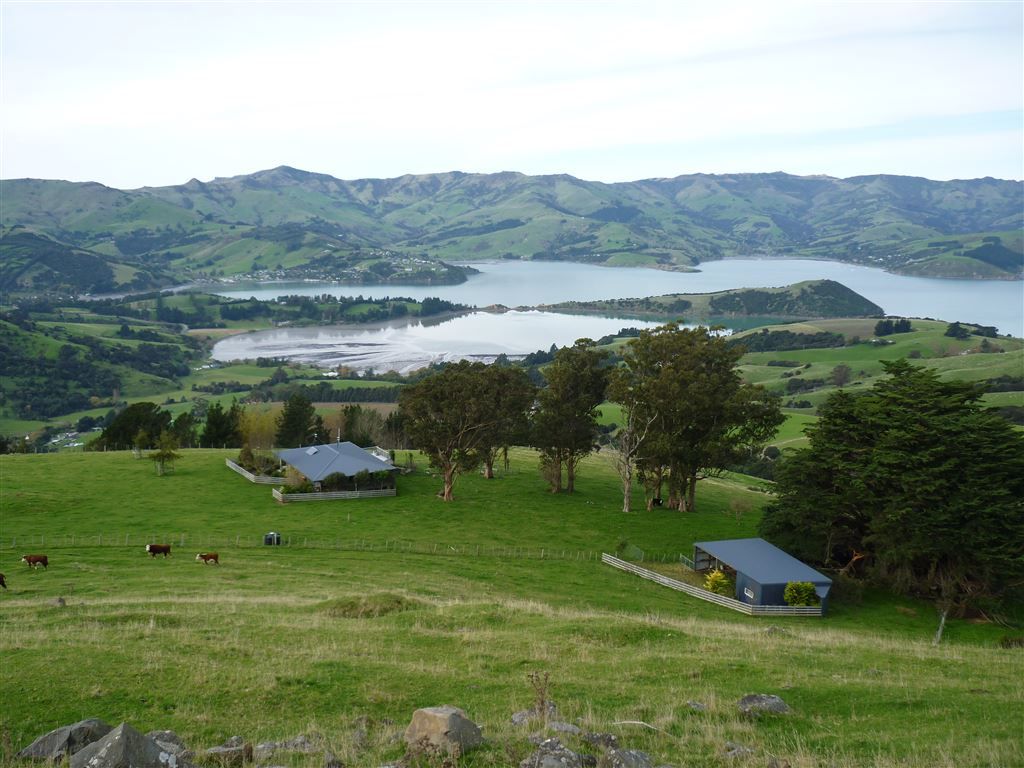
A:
[2,168,1021,296]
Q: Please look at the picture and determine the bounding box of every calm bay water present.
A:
[211,311,667,373]
[211,259,1023,371]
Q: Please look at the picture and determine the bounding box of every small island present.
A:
[533,279,885,321]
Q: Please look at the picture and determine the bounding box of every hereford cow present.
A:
[145,544,171,558]
[21,554,48,569]
[0,573,6,589]
[195,552,219,565]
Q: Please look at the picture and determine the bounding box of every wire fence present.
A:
[0,533,695,564]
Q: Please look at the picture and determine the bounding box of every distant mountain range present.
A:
[2,167,1021,296]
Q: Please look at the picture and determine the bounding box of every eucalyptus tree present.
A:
[531,339,609,493]
[475,365,536,479]
[398,360,495,501]
[607,364,657,513]
[620,324,782,512]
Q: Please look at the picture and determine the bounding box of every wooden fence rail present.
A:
[601,553,822,617]
[224,459,281,484]
[271,488,397,503]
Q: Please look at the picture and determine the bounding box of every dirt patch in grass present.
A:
[317,593,423,619]
[641,562,706,588]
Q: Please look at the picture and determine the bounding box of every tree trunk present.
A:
[483,458,495,479]
[933,605,949,645]
[621,463,633,514]
[566,457,576,494]
[441,465,456,501]
[683,472,698,512]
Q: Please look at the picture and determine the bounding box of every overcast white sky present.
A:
[1,1,1021,188]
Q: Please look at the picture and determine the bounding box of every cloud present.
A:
[2,1,1020,186]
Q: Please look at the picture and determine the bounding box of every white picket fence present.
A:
[272,487,397,503]
[601,553,822,617]
[225,459,281,485]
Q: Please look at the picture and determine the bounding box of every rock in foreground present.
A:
[17,718,113,762]
[404,705,482,757]
[70,722,192,768]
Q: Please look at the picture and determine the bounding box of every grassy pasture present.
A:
[1,450,1022,767]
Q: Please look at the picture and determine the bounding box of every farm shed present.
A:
[276,441,398,490]
[693,538,832,614]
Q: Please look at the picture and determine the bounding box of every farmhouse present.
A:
[276,441,398,492]
[693,537,832,613]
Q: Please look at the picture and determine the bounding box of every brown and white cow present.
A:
[21,554,48,569]
[145,544,171,558]
[195,552,219,565]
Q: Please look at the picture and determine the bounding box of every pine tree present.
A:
[761,360,1024,620]
[275,392,320,448]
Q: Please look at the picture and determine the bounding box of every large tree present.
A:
[531,339,609,493]
[607,364,657,513]
[761,360,1024,627]
[201,400,244,448]
[620,324,782,512]
[398,361,495,501]
[92,402,171,451]
[476,365,536,479]
[275,392,323,448]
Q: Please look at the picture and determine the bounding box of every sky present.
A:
[1,1,1022,188]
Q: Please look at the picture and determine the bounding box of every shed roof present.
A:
[276,441,396,482]
[694,538,832,587]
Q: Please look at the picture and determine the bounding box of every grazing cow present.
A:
[195,552,219,565]
[145,544,171,558]
[21,554,48,569]
[0,573,6,589]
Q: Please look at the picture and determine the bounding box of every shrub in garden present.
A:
[784,581,819,606]
[704,569,733,596]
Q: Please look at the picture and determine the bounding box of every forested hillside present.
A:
[2,168,1021,296]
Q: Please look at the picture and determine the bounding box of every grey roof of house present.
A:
[694,538,832,587]
[275,441,396,482]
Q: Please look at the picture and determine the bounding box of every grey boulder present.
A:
[519,737,585,768]
[204,736,252,766]
[70,723,191,768]
[17,718,113,762]
[145,731,191,760]
[737,693,791,716]
[599,750,654,768]
[404,705,482,757]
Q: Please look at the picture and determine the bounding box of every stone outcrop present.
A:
[70,722,191,768]
[17,718,113,762]
[736,693,791,716]
[403,705,483,757]
[145,731,191,761]
[204,736,252,766]
[598,749,654,768]
[519,737,587,768]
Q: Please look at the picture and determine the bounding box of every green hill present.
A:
[2,168,1020,296]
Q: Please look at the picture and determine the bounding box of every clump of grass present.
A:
[318,593,423,619]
